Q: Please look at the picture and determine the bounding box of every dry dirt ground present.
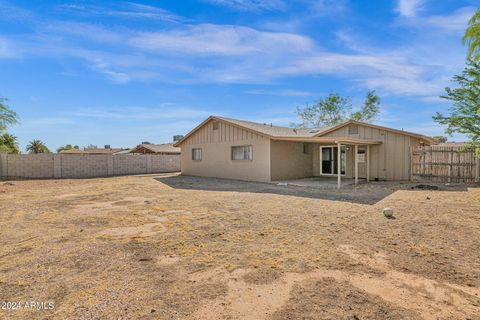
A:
[1,174,479,320]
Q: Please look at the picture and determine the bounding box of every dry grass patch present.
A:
[0,175,479,319]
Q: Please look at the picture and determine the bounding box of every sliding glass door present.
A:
[320,146,346,175]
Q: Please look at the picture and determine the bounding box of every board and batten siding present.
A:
[319,124,423,180]
[179,120,272,182]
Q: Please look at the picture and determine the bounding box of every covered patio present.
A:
[272,136,383,189]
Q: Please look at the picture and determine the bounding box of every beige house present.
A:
[174,116,435,187]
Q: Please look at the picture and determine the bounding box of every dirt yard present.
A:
[1,174,479,319]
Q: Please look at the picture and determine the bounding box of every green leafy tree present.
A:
[350,90,381,122]
[433,60,480,155]
[463,8,480,61]
[293,90,380,128]
[26,139,50,154]
[0,133,20,154]
[431,136,448,144]
[57,144,73,153]
[0,97,18,133]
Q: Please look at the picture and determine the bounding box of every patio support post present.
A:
[337,142,341,189]
[354,145,359,185]
[366,145,370,182]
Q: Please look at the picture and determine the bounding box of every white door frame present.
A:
[320,145,346,176]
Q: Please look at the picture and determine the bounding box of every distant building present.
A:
[173,135,184,142]
[60,145,127,155]
[128,143,180,155]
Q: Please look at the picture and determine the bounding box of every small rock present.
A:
[383,208,394,218]
[3,182,14,186]
[426,196,430,200]
[151,309,156,313]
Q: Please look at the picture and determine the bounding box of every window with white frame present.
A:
[231,145,253,161]
[192,148,202,161]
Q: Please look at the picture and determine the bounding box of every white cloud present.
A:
[261,53,442,96]
[130,24,313,56]
[56,2,183,22]
[0,2,465,100]
[92,62,130,84]
[396,0,424,17]
[202,0,286,12]
[425,7,475,32]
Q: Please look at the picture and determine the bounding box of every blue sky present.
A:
[0,0,477,150]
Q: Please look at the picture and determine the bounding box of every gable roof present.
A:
[174,116,435,146]
[174,116,332,146]
[215,116,333,138]
[129,143,180,154]
[316,119,436,144]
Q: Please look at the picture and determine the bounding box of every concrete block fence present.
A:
[0,153,180,179]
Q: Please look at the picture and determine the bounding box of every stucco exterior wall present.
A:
[321,124,424,180]
[270,141,313,181]
[179,120,271,182]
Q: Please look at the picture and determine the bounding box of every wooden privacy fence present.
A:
[411,146,479,183]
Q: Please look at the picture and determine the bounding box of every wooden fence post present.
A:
[409,146,413,181]
[476,157,480,183]
[0,153,6,179]
[448,150,452,183]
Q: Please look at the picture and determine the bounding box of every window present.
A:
[303,143,309,154]
[192,148,202,161]
[231,145,252,161]
[348,124,359,135]
[212,121,219,130]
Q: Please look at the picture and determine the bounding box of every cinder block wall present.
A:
[0,154,180,179]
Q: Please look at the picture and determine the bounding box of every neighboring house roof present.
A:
[83,148,125,154]
[129,143,181,154]
[59,148,87,154]
[174,116,435,146]
[60,148,126,154]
